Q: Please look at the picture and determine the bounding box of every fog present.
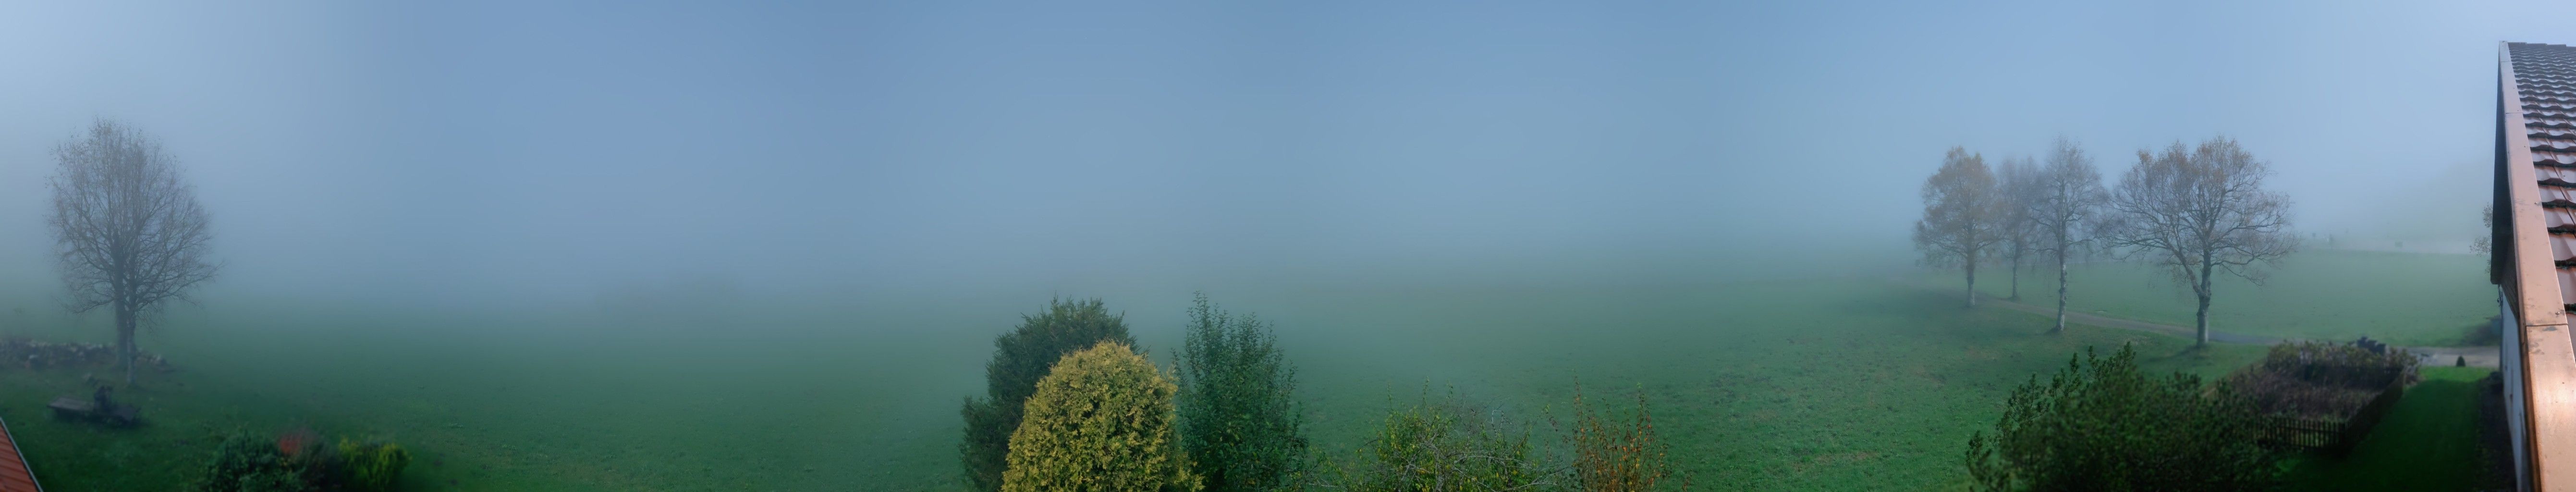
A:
[0,1,2548,310]
[0,1,2557,489]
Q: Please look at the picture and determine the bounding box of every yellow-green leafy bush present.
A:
[336,439,410,492]
[1001,341,1199,492]
[962,298,1136,492]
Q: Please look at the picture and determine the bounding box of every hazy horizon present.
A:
[0,0,2551,308]
[0,3,2540,489]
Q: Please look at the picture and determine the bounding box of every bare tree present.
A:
[1915,147,2002,308]
[2474,204,2495,257]
[1996,156,2042,301]
[2100,136,2296,347]
[2477,204,2496,279]
[48,119,219,384]
[2029,137,2107,333]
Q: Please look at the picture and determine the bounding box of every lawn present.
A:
[0,249,2486,490]
[1915,249,2496,347]
[2283,366,2503,492]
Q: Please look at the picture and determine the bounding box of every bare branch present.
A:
[46,118,219,383]
[2094,135,2297,344]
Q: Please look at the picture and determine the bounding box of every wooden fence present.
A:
[2262,377,2411,457]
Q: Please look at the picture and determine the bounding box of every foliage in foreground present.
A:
[1552,383,1685,492]
[1964,344,2280,492]
[1001,341,1198,492]
[1319,392,1548,492]
[196,429,409,492]
[1315,383,1689,492]
[1176,293,1310,492]
[2223,340,2420,419]
[962,298,1137,492]
[197,431,309,492]
[336,438,411,492]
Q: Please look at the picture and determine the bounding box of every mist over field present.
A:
[0,0,2559,490]
[0,0,2542,306]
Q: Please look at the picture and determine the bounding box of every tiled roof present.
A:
[2497,41,2576,492]
[2509,42,2576,311]
[0,417,36,492]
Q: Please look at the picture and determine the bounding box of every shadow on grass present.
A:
[2137,344,2229,364]
[2455,317,2501,347]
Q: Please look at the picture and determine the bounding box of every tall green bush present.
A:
[1001,341,1198,492]
[1175,293,1309,492]
[961,298,1136,492]
[1964,344,2280,492]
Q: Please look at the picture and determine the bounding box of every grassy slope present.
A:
[2283,366,2498,492]
[1922,250,2494,346]
[0,301,995,491]
[38,275,2275,491]
[0,249,2493,490]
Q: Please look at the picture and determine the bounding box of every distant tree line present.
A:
[1913,135,2297,346]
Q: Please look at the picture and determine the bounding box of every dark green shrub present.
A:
[1001,341,1198,492]
[196,431,311,492]
[1175,294,1308,492]
[337,438,411,492]
[1964,344,2280,492]
[961,298,1137,492]
[1322,393,1547,492]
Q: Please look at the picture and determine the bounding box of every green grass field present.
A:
[1917,249,2496,347]
[2284,366,2502,492]
[0,250,2493,491]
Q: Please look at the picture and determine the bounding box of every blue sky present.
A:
[0,0,2559,304]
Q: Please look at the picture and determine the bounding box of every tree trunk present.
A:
[2195,259,2215,347]
[1965,256,1979,308]
[114,304,136,385]
[2008,250,2022,301]
[2195,291,2212,346]
[2052,247,2069,334]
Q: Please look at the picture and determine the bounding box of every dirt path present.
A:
[1975,294,2501,369]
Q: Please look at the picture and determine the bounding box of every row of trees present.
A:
[960,296,1682,492]
[1914,136,2297,345]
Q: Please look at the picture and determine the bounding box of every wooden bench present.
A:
[47,396,135,428]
